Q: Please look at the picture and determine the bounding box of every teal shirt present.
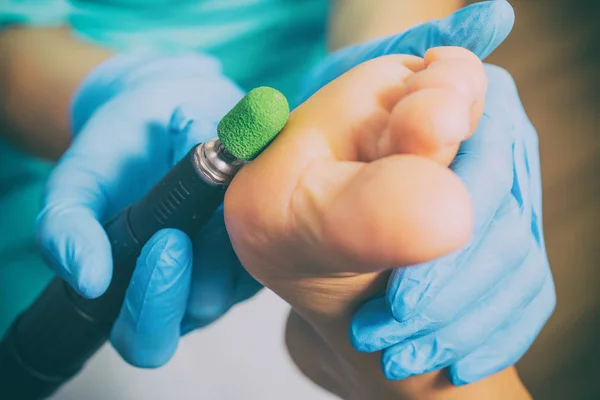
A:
[0,142,54,335]
[1,0,329,98]
[0,0,328,334]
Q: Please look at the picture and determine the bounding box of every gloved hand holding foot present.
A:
[350,64,555,386]
[347,0,556,387]
[222,45,531,399]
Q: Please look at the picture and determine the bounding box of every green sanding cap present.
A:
[217,86,290,161]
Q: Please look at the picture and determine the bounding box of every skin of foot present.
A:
[224,47,532,400]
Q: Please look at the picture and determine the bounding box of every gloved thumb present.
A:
[110,229,192,368]
[354,0,515,60]
[412,0,515,60]
[36,206,113,299]
[297,0,514,106]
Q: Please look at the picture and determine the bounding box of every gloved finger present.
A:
[448,268,555,385]
[296,0,514,105]
[381,241,548,380]
[349,295,396,353]
[351,196,530,351]
[36,205,112,298]
[35,97,176,296]
[110,229,192,368]
[394,0,514,59]
[180,206,252,332]
[387,65,519,320]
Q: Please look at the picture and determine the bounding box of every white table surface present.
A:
[52,290,336,400]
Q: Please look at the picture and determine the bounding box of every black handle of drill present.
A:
[0,144,225,399]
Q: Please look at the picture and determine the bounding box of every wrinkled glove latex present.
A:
[340,1,556,385]
[35,52,262,367]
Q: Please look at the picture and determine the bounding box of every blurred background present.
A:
[482,1,600,399]
[35,1,600,398]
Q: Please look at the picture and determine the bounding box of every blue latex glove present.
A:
[351,64,556,385]
[35,53,262,367]
[330,1,556,385]
[297,1,512,105]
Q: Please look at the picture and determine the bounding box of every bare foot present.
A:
[224,48,525,399]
